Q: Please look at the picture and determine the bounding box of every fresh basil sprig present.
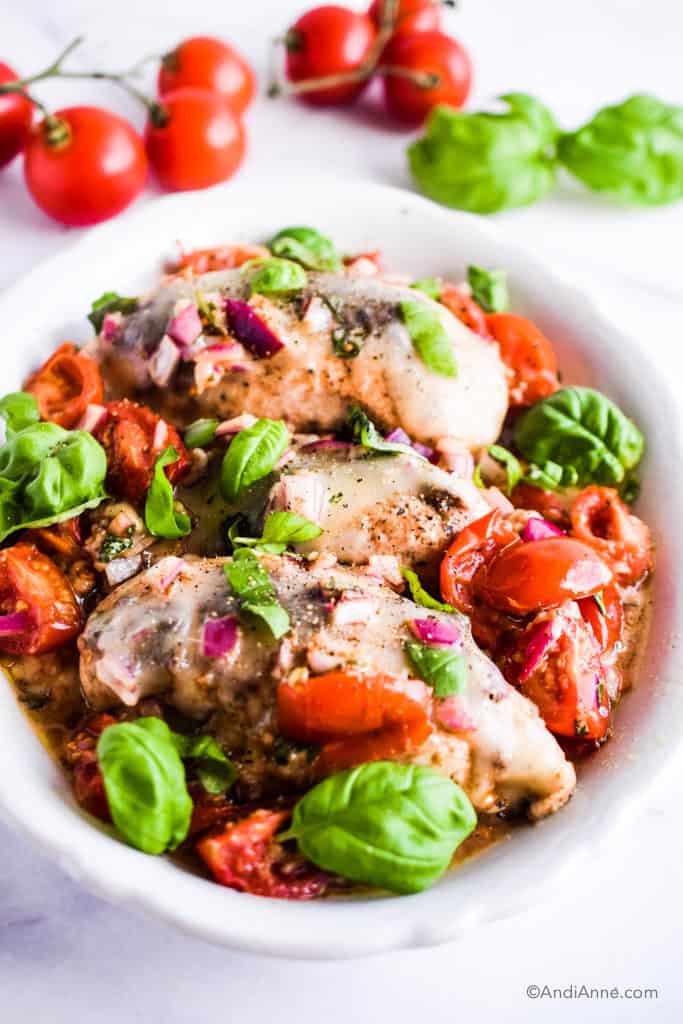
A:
[144,446,191,539]
[0,392,40,441]
[405,641,467,698]
[348,406,418,458]
[268,226,341,271]
[88,291,138,332]
[401,567,456,614]
[399,300,458,378]
[221,418,289,503]
[467,266,509,313]
[172,733,237,795]
[184,418,219,449]
[558,94,683,206]
[231,510,322,554]
[514,386,644,490]
[487,444,522,495]
[248,257,308,295]
[97,718,193,855]
[224,548,290,638]
[279,762,477,894]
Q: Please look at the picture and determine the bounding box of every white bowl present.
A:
[0,179,680,959]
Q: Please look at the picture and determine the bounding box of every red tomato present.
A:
[64,713,117,821]
[169,243,269,275]
[570,486,652,586]
[578,583,623,653]
[285,6,377,106]
[196,808,329,899]
[146,88,245,192]
[25,342,103,429]
[485,313,559,406]
[0,543,81,656]
[439,283,490,338]
[480,538,612,615]
[509,481,570,527]
[368,0,441,35]
[158,36,255,116]
[0,62,33,168]
[94,399,190,504]
[440,510,519,615]
[23,107,147,227]
[382,30,472,126]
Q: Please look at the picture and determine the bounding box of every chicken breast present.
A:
[79,554,575,821]
[95,268,508,449]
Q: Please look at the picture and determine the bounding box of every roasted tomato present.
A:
[439,510,518,614]
[187,784,238,837]
[168,243,269,275]
[0,542,81,655]
[23,518,95,598]
[578,582,623,653]
[570,486,652,585]
[196,808,329,899]
[480,537,612,615]
[515,603,610,741]
[277,671,431,774]
[485,313,559,406]
[509,481,570,527]
[25,342,104,429]
[94,399,190,504]
[64,713,116,821]
[439,283,490,338]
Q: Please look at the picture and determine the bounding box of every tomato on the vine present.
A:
[23,106,147,226]
[368,0,442,36]
[285,5,377,106]
[0,62,33,168]
[158,36,255,116]
[382,30,472,125]
[145,88,245,192]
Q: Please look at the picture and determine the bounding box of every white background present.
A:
[1,1,682,1020]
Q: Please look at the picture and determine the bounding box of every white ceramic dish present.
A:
[0,178,680,959]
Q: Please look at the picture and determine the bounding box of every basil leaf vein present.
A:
[220,418,289,503]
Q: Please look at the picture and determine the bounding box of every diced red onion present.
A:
[436,438,474,478]
[95,653,139,705]
[345,255,380,277]
[148,335,181,388]
[108,509,138,537]
[152,418,169,450]
[413,441,436,462]
[157,556,186,592]
[331,593,378,626]
[76,403,107,434]
[104,555,142,587]
[269,473,328,526]
[411,617,462,646]
[519,619,558,682]
[168,302,202,346]
[385,427,435,462]
[436,696,477,733]
[363,555,403,588]
[300,439,354,453]
[225,299,285,358]
[202,616,239,657]
[101,312,122,341]
[521,517,565,542]
[0,610,32,635]
[215,413,258,438]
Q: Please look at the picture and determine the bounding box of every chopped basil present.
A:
[88,291,138,332]
[405,641,467,698]
[487,444,522,495]
[224,548,290,638]
[348,406,418,458]
[268,226,340,271]
[184,418,219,449]
[248,257,308,296]
[467,265,509,313]
[171,733,237,795]
[99,532,134,563]
[332,325,363,358]
[411,278,442,301]
[399,300,458,377]
[231,510,322,554]
[220,418,289,503]
[401,567,456,614]
[144,446,191,539]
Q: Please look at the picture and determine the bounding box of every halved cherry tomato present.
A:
[285,6,377,106]
[187,784,238,837]
[382,30,472,126]
[277,671,431,774]
[94,399,189,505]
[440,510,518,615]
[570,486,652,585]
[440,283,490,337]
[64,713,116,821]
[510,481,570,527]
[169,243,269,275]
[0,543,81,655]
[196,808,329,899]
[480,537,612,615]
[0,62,33,168]
[158,36,255,116]
[577,582,623,653]
[368,0,442,36]
[485,313,559,406]
[25,343,103,429]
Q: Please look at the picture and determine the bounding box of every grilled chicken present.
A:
[94,269,508,449]
[79,554,575,820]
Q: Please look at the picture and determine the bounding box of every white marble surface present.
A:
[1,0,682,1020]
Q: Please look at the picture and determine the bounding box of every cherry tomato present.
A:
[570,486,652,586]
[169,243,269,275]
[485,313,559,406]
[25,342,103,429]
[23,107,147,227]
[145,88,245,192]
[578,582,623,653]
[285,6,377,106]
[158,36,255,116]
[0,543,81,656]
[440,510,519,614]
[440,283,490,337]
[64,713,116,821]
[509,481,570,527]
[382,30,472,126]
[480,537,612,615]
[369,0,441,35]
[0,62,33,168]
[196,808,329,899]
[94,399,190,504]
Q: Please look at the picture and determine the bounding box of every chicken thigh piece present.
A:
[79,554,575,821]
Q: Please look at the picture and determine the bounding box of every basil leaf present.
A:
[281,762,477,894]
[332,325,364,359]
[487,444,522,495]
[97,718,192,855]
[514,387,644,489]
[269,226,341,271]
[144,446,191,539]
[171,732,237,795]
[399,300,458,377]
[224,548,290,638]
[232,510,322,554]
[184,418,219,449]
[220,418,289,503]
[248,257,308,295]
[472,464,485,489]
[558,94,683,206]
[523,460,566,491]
[408,93,560,213]
[0,422,106,543]
[88,291,138,332]
[0,392,40,441]
[347,406,417,458]
[401,567,456,614]
[405,641,467,698]
[467,265,509,313]
[411,278,442,301]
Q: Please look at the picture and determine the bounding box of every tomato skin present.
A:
[286,6,377,106]
[480,537,613,615]
[169,243,269,275]
[570,486,652,585]
[485,313,559,406]
[64,713,116,821]
[439,283,490,338]
[382,31,472,126]
[24,107,147,227]
[578,582,623,653]
[440,510,519,615]
[25,342,103,429]
[0,63,33,168]
[146,88,245,192]
[510,481,570,527]
[368,0,441,35]
[0,543,81,655]
[158,36,255,116]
